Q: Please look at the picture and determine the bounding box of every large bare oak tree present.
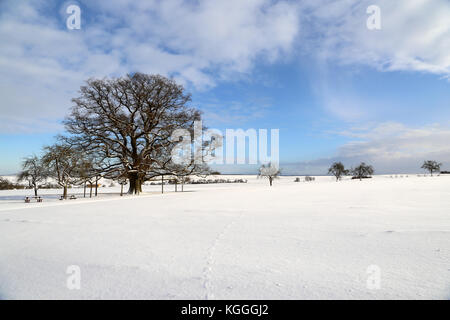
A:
[64,73,207,194]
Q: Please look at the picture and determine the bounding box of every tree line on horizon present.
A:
[10,154,446,193]
[325,160,443,182]
[254,159,444,187]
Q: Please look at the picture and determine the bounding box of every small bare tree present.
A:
[421,160,441,176]
[42,143,83,199]
[351,162,374,181]
[258,162,281,186]
[17,155,48,196]
[328,162,349,181]
[76,158,99,198]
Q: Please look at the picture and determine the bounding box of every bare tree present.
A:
[258,162,281,186]
[421,160,442,176]
[42,143,83,199]
[76,158,99,198]
[0,178,23,190]
[64,73,206,194]
[351,162,374,181]
[17,155,48,196]
[328,162,349,181]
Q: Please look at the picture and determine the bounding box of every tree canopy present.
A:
[258,162,281,186]
[328,162,349,181]
[351,162,374,181]
[421,160,442,176]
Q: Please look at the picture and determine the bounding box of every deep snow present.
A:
[0,175,449,299]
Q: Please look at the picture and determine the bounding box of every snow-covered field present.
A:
[0,175,449,299]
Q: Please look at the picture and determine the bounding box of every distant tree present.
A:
[351,162,374,181]
[328,162,349,181]
[0,178,25,190]
[17,155,48,196]
[258,162,281,186]
[421,160,442,176]
[0,178,12,190]
[42,143,83,199]
[85,155,103,197]
[76,157,99,198]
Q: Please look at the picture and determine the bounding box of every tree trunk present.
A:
[269,177,273,186]
[63,185,68,199]
[128,172,142,194]
[83,182,86,198]
[89,184,93,198]
[34,186,38,197]
[161,175,164,194]
[95,177,99,196]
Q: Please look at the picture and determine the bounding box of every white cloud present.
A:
[336,122,450,160]
[0,0,300,132]
[200,97,273,125]
[302,0,450,77]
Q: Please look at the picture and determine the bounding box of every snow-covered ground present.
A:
[0,175,449,299]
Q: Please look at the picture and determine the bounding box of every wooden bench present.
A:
[25,196,43,203]
[60,195,77,200]
[59,195,77,200]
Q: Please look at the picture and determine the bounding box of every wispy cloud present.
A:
[283,122,450,174]
[335,122,450,160]
[302,0,450,77]
[199,96,273,126]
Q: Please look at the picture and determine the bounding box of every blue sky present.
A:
[0,0,449,174]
